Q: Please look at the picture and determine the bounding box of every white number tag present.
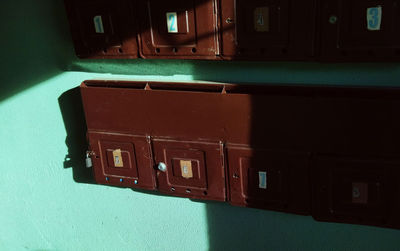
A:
[367,6,382,31]
[258,171,267,189]
[166,12,178,33]
[93,15,105,33]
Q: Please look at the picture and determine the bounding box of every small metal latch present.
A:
[85,151,93,168]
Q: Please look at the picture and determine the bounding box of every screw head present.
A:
[329,15,338,24]
[226,18,233,24]
[134,180,138,185]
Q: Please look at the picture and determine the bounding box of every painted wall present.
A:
[1,0,400,250]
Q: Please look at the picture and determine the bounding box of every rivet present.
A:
[134,180,138,184]
[329,15,338,24]
[158,162,167,172]
[120,178,123,182]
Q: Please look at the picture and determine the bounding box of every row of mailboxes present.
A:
[65,0,400,61]
[87,131,311,213]
[81,80,400,228]
[87,130,400,228]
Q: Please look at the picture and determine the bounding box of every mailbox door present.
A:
[220,0,316,60]
[312,155,400,228]
[320,0,400,61]
[65,0,138,58]
[152,139,226,201]
[227,146,310,214]
[138,0,219,59]
[88,132,156,189]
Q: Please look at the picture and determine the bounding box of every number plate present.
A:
[254,7,270,32]
[166,12,178,33]
[367,6,382,31]
[93,15,105,33]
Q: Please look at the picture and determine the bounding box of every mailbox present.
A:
[312,155,400,228]
[219,0,316,60]
[320,0,400,61]
[227,146,310,214]
[87,132,156,189]
[137,0,219,59]
[152,139,226,201]
[64,0,138,58]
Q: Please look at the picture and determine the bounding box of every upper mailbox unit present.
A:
[219,0,317,60]
[320,0,400,61]
[64,0,139,58]
[137,0,220,59]
[64,0,400,61]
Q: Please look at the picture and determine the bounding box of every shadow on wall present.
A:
[189,60,400,86]
[205,202,400,251]
[0,0,75,102]
[58,87,95,184]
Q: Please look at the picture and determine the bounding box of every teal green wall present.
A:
[1,1,400,250]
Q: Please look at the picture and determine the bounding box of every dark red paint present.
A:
[81,80,400,228]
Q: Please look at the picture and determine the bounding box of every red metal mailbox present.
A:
[319,0,400,61]
[227,146,310,214]
[152,139,226,201]
[219,0,316,60]
[87,132,156,189]
[137,0,219,59]
[64,0,138,58]
[312,155,400,228]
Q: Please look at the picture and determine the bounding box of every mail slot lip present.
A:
[87,131,156,189]
[138,0,219,59]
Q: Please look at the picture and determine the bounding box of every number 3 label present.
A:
[166,12,178,33]
[367,6,382,31]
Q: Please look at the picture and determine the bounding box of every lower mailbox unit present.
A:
[152,139,226,201]
[312,156,400,228]
[88,131,156,190]
[227,146,310,214]
[81,80,400,229]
